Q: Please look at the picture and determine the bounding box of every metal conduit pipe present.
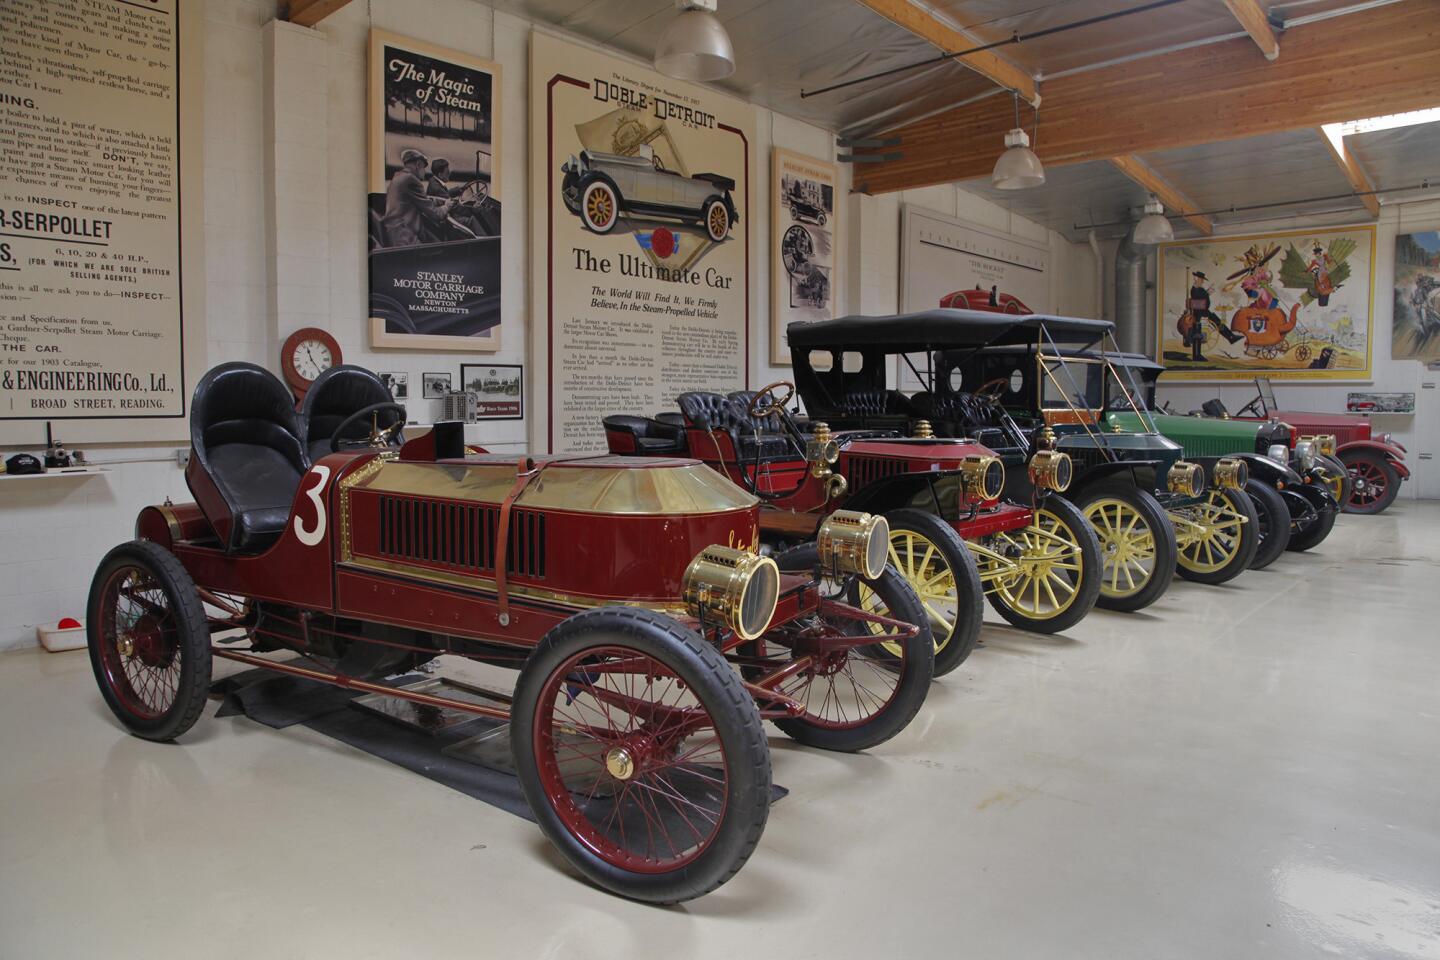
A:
[1113,224,1147,355]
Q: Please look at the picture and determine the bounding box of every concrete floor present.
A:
[2,505,1438,959]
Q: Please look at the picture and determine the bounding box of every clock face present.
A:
[291,339,334,382]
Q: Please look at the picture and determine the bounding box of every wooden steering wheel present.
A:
[748,381,795,418]
[973,376,1010,404]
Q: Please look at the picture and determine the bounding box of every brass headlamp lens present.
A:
[1213,457,1248,490]
[816,510,889,581]
[682,545,780,641]
[1302,433,1337,457]
[1027,450,1072,492]
[960,454,1004,502]
[1167,461,1206,497]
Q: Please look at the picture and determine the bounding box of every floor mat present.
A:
[212,665,786,825]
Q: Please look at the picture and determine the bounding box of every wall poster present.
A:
[771,148,837,365]
[1393,230,1440,362]
[0,0,204,441]
[530,31,753,454]
[368,30,502,351]
[1156,225,1375,381]
[459,363,522,420]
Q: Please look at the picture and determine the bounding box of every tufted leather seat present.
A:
[840,388,911,418]
[185,362,307,553]
[602,415,688,455]
[679,392,794,462]
[299,364,405,464]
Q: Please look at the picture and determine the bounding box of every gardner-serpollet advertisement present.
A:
[368,30,502,351]
[1,0,184,429]
[530,32,754,453]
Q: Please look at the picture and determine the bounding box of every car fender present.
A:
[1337,439,1410,477]
[842,470,957,516]
[1069,459,1157,494]
[577,171,623,206]
[1232,452,1303,486]
[701,192,738,224]
[1282,479,1335,517]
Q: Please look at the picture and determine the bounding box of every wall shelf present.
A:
[0,466,109,483]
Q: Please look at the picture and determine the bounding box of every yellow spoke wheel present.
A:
[1083,497,1157,600]
[1171,488,1258,584]
[969,498,1101,634]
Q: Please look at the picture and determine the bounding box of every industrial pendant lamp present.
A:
[655,0,735,82]
[991,91,1044,190]
[1133,195,1175,245]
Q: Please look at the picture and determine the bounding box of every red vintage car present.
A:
[605,379,1099,679]
[1227,377,1409,514]
[85,362,934,904]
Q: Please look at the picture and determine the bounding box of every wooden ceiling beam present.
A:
[1223,0,1281,60]
[285,0,354,28]
[1108,155,1213,235]
[854,1,1440,195]
[1318,127,1382,218]
[853,0,1038,104]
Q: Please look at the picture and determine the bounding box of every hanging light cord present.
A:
[801,0,1187,99]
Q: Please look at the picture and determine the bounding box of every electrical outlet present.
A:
[174,448,190,469]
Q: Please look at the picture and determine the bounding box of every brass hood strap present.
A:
[495,457,541,624]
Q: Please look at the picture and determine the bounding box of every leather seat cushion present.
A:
[206,441,303,551]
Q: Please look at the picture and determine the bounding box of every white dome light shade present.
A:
[655,8,735,82]
[991,128,1045,190]
[1133,195,1175,245]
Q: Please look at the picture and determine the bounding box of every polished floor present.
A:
[2,504,1438,959]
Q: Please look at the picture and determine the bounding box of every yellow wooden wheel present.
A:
[1175,491,1247,574]
[706,201,730,241]
[859,528,957,654]
[1083,497,1157,600]
[582,181,617,232]
[973,508,1084,621]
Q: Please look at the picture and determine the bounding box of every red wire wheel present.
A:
[756,543,935,752]
[87,541,212,742]
[1341,450,1400,515]
[511,608,770,904]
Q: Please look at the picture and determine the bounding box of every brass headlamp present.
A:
[816,510,889,580]
[805,421,840,478]
[1301,434,1337,457]
[1212,457,1248,490]
[959,454,1005,502]
[1167,461,1206,497]
[1028,450,1073,492]
[682,545,780,641]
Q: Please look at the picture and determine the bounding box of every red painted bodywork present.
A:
[1239,410,1409,475]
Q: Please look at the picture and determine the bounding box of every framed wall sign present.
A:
[771,148,838,365]
[459,363,523,420]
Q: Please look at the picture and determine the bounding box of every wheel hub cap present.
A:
[605,747,635,781]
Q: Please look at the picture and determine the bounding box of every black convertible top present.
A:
[787,309,1113,352]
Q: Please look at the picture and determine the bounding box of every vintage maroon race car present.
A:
[604,380,1101,679]
[86,362,934,904]
[1228,377,1409,514]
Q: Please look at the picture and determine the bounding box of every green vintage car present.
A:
[1103,353,1341,564]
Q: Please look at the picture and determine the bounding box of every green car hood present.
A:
[1107,411,1262,458]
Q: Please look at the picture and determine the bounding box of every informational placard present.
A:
[0,0,190,428]
[459,363,522,419]
[368,30,502,351]
[1156,225,1375,381]
[772,148,837,365]
[530,32,753,453]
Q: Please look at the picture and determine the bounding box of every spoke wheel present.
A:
[87,540,212,742]
[975,497,1102,633]
[1341,450,1400,515]
[1074,484,1177,613]
[871,509,982,676]
[1172,488,1259,584]
[765,543,934,751]
[512,608,768,904]
[582,181,618,234]
[705,201,730,242]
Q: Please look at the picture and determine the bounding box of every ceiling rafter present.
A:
[1222,0,1281,60]
[284,0,354,28]
[1318,127,1382,218]
[1108,155,1214,235]
[852,0,1038,105]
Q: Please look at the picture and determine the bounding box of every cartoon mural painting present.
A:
[1157,226,1374,381]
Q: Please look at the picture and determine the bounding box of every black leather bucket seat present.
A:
[299,364,404,464]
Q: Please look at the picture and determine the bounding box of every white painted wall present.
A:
[0,0,1100,651]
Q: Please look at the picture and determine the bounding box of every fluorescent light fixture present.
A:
[1133,195,1173,245]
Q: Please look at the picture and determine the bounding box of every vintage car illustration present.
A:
[1234,378,1409,514]
[786,188,827,226]
[785,310,1268,606]
[86,362,934,905]
[1108,357,1341,560]
[606,372,1105,678]
[561,144,738,241]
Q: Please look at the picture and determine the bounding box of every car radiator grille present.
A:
[376,495,547,579]
[847,455,906,489]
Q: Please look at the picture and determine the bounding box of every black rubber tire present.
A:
[1073,482,1178,613]
[1288,497,1337,552]
[87,540,213,742]
[1340,449,1401,515]
[1316,453,1354,507]
[982,496,1103,632]
[1244,479,1291,570]
[1175,488,1260,585]
[771,543,935,751]
[881,508,983,676]
[510,607,770,905]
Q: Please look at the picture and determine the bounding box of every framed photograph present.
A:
[368,30,503,352]
[1393,230,1440,361]
[459,364,524,420]
[378,371,409,400]
[422,372,452,399]
[1156,225,1376,381]
[772,148,838,365]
